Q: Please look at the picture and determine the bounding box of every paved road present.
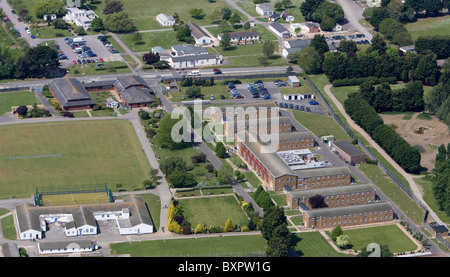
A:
[334,0,373,40]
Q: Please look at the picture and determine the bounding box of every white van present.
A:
[188,70,200,76]
[73,37,86,43]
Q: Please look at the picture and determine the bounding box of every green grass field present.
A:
[179,196,249,227]
[291,231,351,257]
[291,110,352,141]
[405,15,450,41]
[118,30,179,52]
[87,0,246,31]
[41,192,110,206]
[0,120,151,199]
[110,234,267,257]
[1,214,16,240]
[237,0,306,23]
[331,224,417,253]
[0,91,40,115]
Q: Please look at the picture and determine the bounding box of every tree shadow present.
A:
[290,234,304,257]
[135,41,146,45]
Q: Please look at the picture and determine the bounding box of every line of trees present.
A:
[344,92,422,173]
[322,39,441,86]
[359,80,425,113]
[432,144,450,217]
[415,36,450,60]
[300,0,344,31]
[424,68,450,126]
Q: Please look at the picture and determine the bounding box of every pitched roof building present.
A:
[48,78,96,111]
[186,22,212,45]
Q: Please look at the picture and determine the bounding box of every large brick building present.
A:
[224,116,292,137]
[269,131,315,152]
[285,183,376,210]
[303,201,395,229]
[236,131,352,192]
[293,166,351,191]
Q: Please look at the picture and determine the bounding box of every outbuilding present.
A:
[288,76,300,87]
[330,140,367,164]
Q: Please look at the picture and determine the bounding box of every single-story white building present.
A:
[63,7,97,30]
[269,23,290,38]
[156,13,175,26]
[15,195,154,240]
[281,11,294,22]
[38,240,98,255]
[187,22,212,45]
[168,53,222,69]
[218,30,261,44]
[332,23,343,32]
[256,4,274,16]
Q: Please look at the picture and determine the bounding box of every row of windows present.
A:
[277,144,313,149]
[317,216,393,226]
[300,174,350,181]
[310,210,392,221]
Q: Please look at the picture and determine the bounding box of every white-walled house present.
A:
[156,13,175,26]
[281,11,294,22]
[38,240,98,255]
[269,23,290,38]
[218,31,261,44]
[187,22,212,45]
[63,7,97,30]
[256,4,274,16]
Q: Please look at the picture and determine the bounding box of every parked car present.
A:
[294,105,299,110]
[81,59,86,64]
[72,60,77,64]
[309,100,319,105]
[181,95,186,100]
[220,95,225,99]
[300,105,305,111]
[289,104,294,109]
[263,94,271,99]
[235,95,244,99]
[213,70,222,74]
[252,94,260,98]
[99,58,104,62]
[306,107,311,112]
[210,94,215,100]
[77,59,81,64]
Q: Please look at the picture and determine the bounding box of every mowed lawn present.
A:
[0,91,40,115]
[291,231,351,257]
[88,0,245,31]
[0,120,151,199]
[405,15,450,41]
[179,196,249,228]
[334,224,418,253]
[110,234,267,257]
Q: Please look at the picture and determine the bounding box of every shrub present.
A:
[138,110,150,120]
[16,105,28,116]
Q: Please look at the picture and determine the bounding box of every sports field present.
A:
[40,192,110,206]
[0,120,151,199]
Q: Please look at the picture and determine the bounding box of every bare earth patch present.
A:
[380,113,449,172]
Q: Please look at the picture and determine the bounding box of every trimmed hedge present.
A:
[332,76,397,87]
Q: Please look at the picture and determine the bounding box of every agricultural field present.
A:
[110,234,267,257]
[0,120,151,199]
[0,91,41,115]
[178,195,249,228]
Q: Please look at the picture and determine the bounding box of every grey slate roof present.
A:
[187,22,211,40]
[2,242,20,257]
[114,75,155,105]
[38,240,95,251]
[270,22,289,33]
[172,44,209,56]
[236,131,296,178]
[231,116,291,127]
[286,39,311,49]
[295,166,351,179]
[304,201,394,218]
[276,131,314,141]
[219,30,260,39]
[331,140,366,157]
[285,183,375,198]
[48,78,96,109]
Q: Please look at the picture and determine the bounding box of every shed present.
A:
[330,140,367,164]
[430,224,449,238]
[288,76,300,87]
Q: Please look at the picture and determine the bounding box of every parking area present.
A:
[50,35,123,68]
[326,33,371,46]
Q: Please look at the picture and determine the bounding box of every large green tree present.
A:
[103,11,135,33]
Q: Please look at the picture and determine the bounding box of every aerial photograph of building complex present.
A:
[0,0,448,271]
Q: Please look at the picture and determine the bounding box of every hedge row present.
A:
[332,76,397,87]
[344,93,421,173]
